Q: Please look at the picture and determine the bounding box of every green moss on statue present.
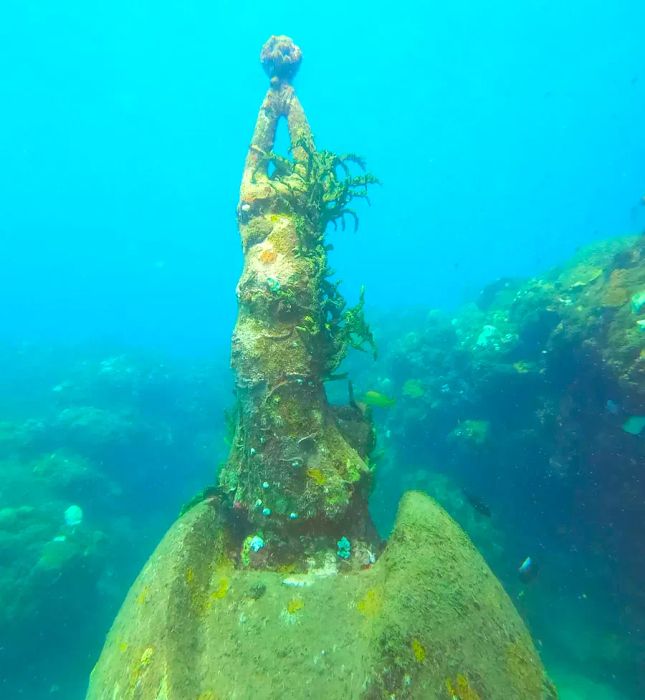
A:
[218,38,378,536]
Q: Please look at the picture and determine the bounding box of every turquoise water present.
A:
[1,1,644,698]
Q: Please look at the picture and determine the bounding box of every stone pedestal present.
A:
[87,492,556,699]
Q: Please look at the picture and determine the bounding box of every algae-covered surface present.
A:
[88,492,555,699]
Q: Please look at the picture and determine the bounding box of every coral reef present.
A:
[0,346,225,698]
[374,235,644,567]
[5,232,640,697]
[357,233,644,696]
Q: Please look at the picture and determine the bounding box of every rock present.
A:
[86,494,555,699]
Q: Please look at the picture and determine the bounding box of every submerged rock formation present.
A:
[364,234,644,696]
[0,347,222,699]
[87,492,555,699]
[374,235,645,583]
[86,36,555,699]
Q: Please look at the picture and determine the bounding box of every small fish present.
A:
[518,556,539,583]
[360,390,396,408]
[605,399,620,415]
[463,490,491,518]
[476,277,516,310]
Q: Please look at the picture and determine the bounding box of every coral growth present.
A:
[0,345,224,698]
[357,234,644,697]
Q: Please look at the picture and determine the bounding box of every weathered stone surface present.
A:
[87,492,555,699]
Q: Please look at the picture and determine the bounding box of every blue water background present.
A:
[2,0,644,353]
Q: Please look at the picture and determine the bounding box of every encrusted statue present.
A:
[86,37,557,700]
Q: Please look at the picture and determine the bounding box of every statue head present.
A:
[260,35,302,85]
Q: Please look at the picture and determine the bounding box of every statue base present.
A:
[86,491,557,699]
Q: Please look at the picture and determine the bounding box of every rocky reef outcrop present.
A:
[359,234,644,696]
[0,347,224,698]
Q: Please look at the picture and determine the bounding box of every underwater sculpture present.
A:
[217,35,378,544]
[86,36,557,699]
